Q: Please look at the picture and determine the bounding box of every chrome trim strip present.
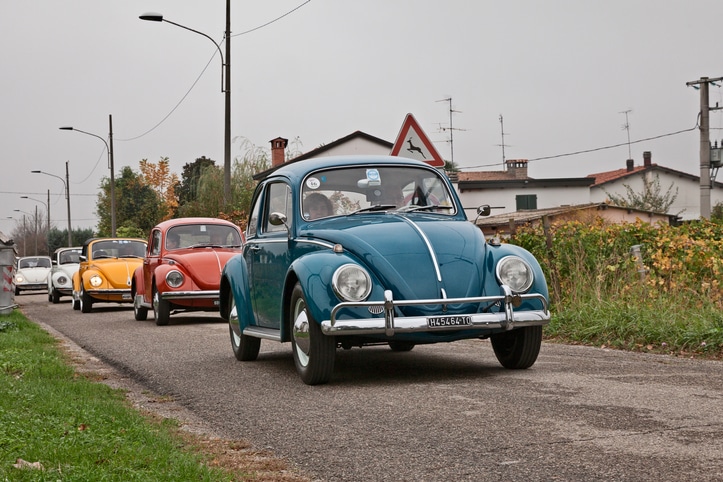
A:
[243,326,283,341]
[393,214,443,282]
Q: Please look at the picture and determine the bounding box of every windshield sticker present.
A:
[366,169,381,186]
[306,177,321,189]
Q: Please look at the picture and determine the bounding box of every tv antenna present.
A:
[436,97,465,164]
[497,114,511,169]
[620,109,633,160]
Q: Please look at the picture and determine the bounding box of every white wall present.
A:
[456,185,592,218]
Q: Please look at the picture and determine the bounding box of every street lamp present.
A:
[140,0,232,206]
[21,193,50,255]
[59,115,116,236]
[32,160,72,246]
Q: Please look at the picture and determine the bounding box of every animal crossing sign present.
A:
[390,113,445,167]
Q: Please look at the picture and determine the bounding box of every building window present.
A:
[516,194,537,210]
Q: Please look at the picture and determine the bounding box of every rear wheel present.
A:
[134,294,148,321]
[290,283,335,385]
[228,293,260,361]
[80,285,93,313]
[388,341,415,352]
[153,284,170,326]
[490,326,543,369]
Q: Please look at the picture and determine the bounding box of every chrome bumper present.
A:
[321,285,550,336]
[160,290,219,301]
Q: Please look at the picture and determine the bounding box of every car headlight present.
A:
[89,275,103,287]
[15,274,24,284]
[496,256,534,293]
[57,275,68,285]
[332,264,372,302]
[166,270,184,288]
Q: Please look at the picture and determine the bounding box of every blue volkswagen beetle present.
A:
[220,155,550,384]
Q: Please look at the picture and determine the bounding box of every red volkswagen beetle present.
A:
[132,217,244,325]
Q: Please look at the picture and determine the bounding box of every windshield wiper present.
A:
[349,204,397,215]
[396,204,453,213]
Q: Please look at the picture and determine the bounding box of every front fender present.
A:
[287,250,381,328]
[221,254,253,331]
[132,266,145,298]
[486,243,550,306]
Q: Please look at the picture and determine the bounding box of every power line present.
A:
[460,124,699,171]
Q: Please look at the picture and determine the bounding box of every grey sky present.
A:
[2,0,723,232]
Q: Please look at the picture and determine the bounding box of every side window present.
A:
[247,191,262,239]
[264,182,292,233]
[150,230,162,255]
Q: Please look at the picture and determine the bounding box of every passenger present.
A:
[166,232,180,249]
[305,193,334,219]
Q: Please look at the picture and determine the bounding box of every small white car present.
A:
[15,256,52,295]
[47,247,81,303]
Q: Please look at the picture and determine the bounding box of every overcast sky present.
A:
[2,0,723,233]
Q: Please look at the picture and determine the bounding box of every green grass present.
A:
[0,310,249,482]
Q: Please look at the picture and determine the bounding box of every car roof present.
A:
[258,155,438,183]
[152,217,241,232]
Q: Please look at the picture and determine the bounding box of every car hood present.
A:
[53,263,80,277]
[90,258,144,288]
[17,267,51,283]
[300,215,489,300]
[165,249,240,289]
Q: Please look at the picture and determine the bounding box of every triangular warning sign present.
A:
[390,113,445,167]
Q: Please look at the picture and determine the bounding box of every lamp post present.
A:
[60,115,116,236]
[140,0,232,206]
[21,193,50,255]
[32,160,72,246]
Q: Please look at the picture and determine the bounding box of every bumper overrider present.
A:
[322,284,550,336]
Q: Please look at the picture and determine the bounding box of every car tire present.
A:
[490,325,543,369]
[51,288,60,304]
[227,293,260,361]
[14,287,19,296]
[134,295,148,321]
[388,341,415,352]
[289,282,335,385]
[72,297,80,310]
[80,286,93,313]
[153,284,170,326]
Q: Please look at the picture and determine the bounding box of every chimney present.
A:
[626,159,634,172]
[269,137,288,167]
[643,151,652,167]
[505,159,528,179]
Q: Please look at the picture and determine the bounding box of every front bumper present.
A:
[85,288,133,302]
[321,285,550,336]
[160,290,219,301]
[16,283,47,292]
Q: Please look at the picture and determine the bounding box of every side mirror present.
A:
[476,205,491,217]
[269,212,288,227]
[79,255,87,262]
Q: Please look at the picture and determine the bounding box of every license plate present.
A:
[427,315,471,328]
[213,300,220,306]
[122,293,132,300]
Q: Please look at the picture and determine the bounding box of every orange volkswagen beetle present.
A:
[72,238,147,313]
[132,218,243,325]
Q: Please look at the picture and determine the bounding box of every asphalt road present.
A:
[16,292,723,481]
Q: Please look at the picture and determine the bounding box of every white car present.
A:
[47,247,81,303]
[14,256,52,295]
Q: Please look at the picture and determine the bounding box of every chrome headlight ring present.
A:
[89,274,103,287]
[496,256,534,293]
[165,270,184,288]
[332,264,372,302]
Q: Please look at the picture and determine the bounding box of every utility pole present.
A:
[687,76,723,219]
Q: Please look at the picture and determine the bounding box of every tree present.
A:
[95,166,163,237]
[47,226,95,252]
[176,156,216,206]
[605,173,679,214]
[139,157,179,220]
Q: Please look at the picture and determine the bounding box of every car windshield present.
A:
[166,224,242,249]
[92,240,146,259]
[18,257,51,269]
[301,165,456,220]
[58,250,81,264]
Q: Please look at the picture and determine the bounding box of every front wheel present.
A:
[134,294,148,321]
[228,293,260,361]
[290,283,335,385]
[51,288,60,304]
[490,326,543,369]
[80,286,93,313]
[153,284,170,326]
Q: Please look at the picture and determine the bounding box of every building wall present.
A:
[456,184,592,219]
[311,138,391,158]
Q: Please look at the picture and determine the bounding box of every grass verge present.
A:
[0,310,307,481]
